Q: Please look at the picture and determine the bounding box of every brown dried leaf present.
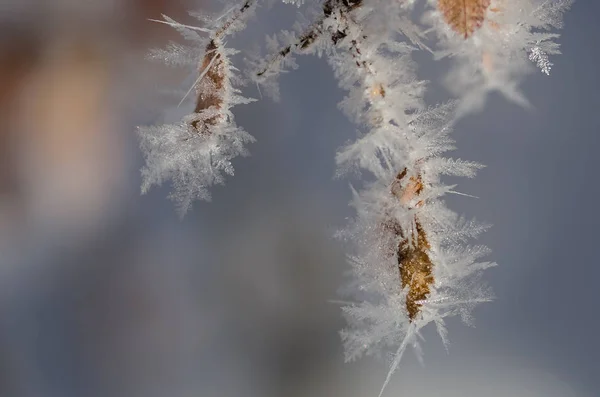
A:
[384,169,434,321]
[437,0,491,38]
[398,221,434,321]
[191,40,226,134]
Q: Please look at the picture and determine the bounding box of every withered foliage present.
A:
[437,0,491,38]
[397,220,434,321]
[191,0,255,133]
[384,168,434,321]
[192,40,225,133]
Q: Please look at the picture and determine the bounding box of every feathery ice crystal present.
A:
[139,0,572,394]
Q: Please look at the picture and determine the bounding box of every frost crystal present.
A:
[529,44,553,75]
[282,0,305,6]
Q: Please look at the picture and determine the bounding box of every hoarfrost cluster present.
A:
[137,0,572,394]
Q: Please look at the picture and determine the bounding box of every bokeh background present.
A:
[0,1,598,396]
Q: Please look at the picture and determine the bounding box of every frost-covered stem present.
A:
[214,0,257,39]
[326,3,440,325]
[255,0,363,78]
[335,4,498,394]
[331,7,438,320]
[254,19,325,77]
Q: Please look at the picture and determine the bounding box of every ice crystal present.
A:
[529,43,553,75]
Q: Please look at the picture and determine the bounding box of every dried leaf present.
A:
[438,0,491,38]
[398,220,434,321]
[381,169,434,321]
[191,40,225,133]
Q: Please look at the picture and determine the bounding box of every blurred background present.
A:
[0,0,598,396]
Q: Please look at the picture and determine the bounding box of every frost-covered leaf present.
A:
[422,0,572,114]
[139,1,259,214]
